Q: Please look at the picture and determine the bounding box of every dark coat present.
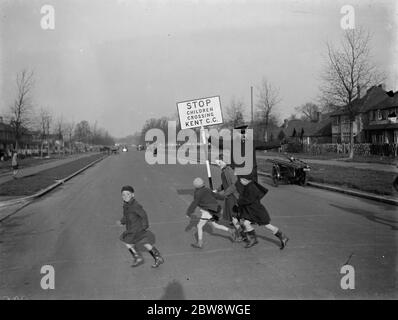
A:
[219,166,239,221]
[120,198,154,245]
[236,180,270,225]
[186,186,221,217]
[230,136,280,182]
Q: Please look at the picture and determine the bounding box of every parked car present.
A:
[137,145,145,151]
[122,146,128,152]
[267,155,310,187]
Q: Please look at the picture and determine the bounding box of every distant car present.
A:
[137,145,145,151]
[122,147,128,152]
[111,146,119,154]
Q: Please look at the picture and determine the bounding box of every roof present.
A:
[329,85,388,116]
[363,123,398,131]
[367,93,398,111]
[0,122,13,131]
[281,117,332,137]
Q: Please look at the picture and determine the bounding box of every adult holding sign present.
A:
[177,96,223,190]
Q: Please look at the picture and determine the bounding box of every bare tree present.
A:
[74,120,91,144]
[320,28,383,158]
[65,122,75,154]
[89,120,97,146]
[38,108,52,157]
[54,116,65,155]
[295,102,320,121]
[9,69,35,150]
[256,78,281,142]
[225,97,245,128]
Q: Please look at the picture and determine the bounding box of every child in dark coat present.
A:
[118,185,164,268]
[186,178,237,248]
[235,175,289,249]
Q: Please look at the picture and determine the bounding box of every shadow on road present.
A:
[160,280,185,300]
[330,204,398,231]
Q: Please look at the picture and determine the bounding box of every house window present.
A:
[342,132,350,143]
[382,110,387,120]
[377,110,382,120]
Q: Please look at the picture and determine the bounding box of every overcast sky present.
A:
[0,0,396,137]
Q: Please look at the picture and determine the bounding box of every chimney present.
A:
[283,119,288,128]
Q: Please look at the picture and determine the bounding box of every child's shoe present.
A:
[149,247,164,268]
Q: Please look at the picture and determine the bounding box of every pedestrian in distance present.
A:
[234,174,289,249]
[186,177,237,248]
[11,151,19,179]
[117,185,164,268]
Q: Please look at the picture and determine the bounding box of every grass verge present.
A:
[0,154,104,197]
[257,158,395,196]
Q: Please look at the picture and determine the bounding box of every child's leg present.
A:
[242,219,258,248]
[231,217,241,230]
[143,243,164,268]
[264,224,278,234]
[232,217,245,241]
[192,219,207,248]
[125,243,144,267]
[210,221,229,232]
[242,219,254,232]
[265,224,289,250]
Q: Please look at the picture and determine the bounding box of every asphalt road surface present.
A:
[0,150,396,299]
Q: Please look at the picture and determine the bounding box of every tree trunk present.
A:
[264,115,269,142]
[349,121,354,159]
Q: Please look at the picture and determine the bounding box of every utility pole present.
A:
[250,86,254,126]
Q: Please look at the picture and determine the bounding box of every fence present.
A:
[282,142,398,157]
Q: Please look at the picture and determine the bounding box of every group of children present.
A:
[117,159,289,268]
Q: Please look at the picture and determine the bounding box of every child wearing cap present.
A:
[118,185,164,268]
[186,177,237,248]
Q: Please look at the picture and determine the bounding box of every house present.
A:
[278,112,332,144]
[363,93,398,144]
[0,116,15,156]
[329,85,387,143]
[0,116,37,152]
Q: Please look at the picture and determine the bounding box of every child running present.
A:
[235,175,289,249]
[118,185,164,268]
[186,178,237,248]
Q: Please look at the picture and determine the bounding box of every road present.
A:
[0,150,396,299]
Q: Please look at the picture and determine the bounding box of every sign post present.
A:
[177,96,223,190]
[200,126,213,190]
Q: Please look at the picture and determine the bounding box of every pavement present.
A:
[0,149,396,299]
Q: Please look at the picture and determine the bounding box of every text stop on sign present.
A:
[177,96,223,130]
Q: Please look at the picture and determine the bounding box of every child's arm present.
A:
[186,192,201,217]
[136,205,149,230]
